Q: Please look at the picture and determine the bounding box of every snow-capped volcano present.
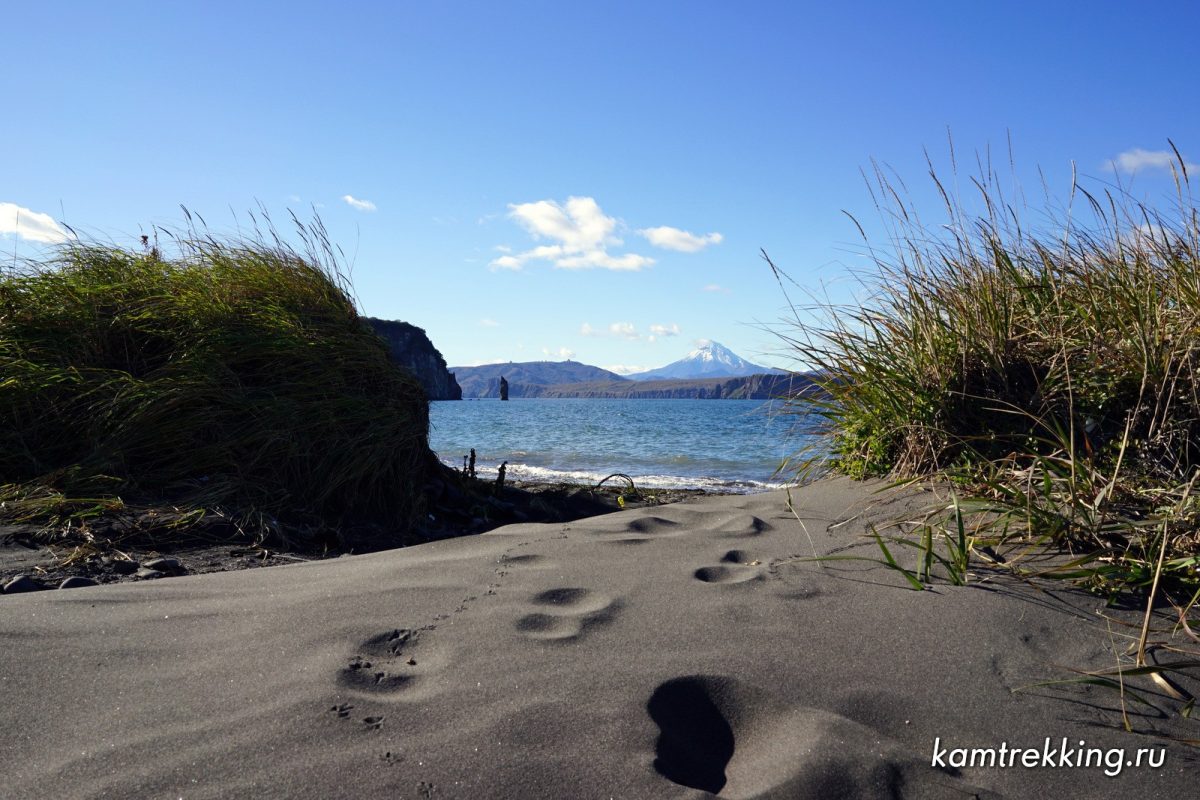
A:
[626,340,783,380]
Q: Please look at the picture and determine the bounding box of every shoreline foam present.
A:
[439,457,792,494]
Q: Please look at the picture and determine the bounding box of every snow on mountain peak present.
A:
[627,341,780,380]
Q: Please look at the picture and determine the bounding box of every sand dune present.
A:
[2,477,1195,798]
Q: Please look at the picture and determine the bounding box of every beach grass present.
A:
[775,145,1200,606]
[771,146,1200,735]
[0,216,431,549]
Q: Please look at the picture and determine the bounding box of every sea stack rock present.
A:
[364,318,463,401]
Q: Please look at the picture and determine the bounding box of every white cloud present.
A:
[0,203,71,244]
[639,226,723,252]
[555,250,653,271]
[488,196,656,271]
[1131,223,1169,241]
[1108,148,1198,175]
[490,255,523,271]
[1121,222,1192,250]
[342,194,377,212]
[649,323,680,338]
[542,346,575,360]
[582,321,672,342]
[479,318,500,327]
[513,196,614,249]
[604,364,649,375]
[703,283,731,294]
[610,322,639,340]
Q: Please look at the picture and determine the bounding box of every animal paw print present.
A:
[337,627,439,698]
[327,703,383,731]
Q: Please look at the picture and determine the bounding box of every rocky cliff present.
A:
[364,318,462,401]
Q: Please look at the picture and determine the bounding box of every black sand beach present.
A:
[2,477,1195,798]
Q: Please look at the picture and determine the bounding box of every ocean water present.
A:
[429,398,821,493]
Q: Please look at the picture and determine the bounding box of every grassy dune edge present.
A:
[0,221,431,550]
[773,148,1200,734]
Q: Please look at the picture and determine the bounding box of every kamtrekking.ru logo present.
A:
[931,737,1165,778]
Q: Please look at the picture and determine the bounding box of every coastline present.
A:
[0,471,733,592]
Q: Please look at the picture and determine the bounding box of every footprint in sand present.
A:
[337,627,443,700]
[711,514,772,537]
[585,515,687,546]
[646,675,997,799]
[514,587,622,643]
[694,550,766,585]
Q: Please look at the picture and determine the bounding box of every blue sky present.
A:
[5,1,1198,373]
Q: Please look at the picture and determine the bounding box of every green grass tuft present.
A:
[774,143,1200,739]
[776,146,1200,599]
[0,219,432,549]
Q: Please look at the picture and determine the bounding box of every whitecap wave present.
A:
[437,458,792,494]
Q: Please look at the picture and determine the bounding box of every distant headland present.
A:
[451,341,803,399]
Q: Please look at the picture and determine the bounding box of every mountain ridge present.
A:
[508,372,811,400]
[450,343,790,399]
[627,341,783,380]
[451,361,628,398]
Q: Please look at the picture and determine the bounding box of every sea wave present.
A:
[437,458,792,494]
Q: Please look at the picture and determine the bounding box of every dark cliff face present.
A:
[363,318,462,401]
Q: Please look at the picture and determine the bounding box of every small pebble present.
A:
[135,568,164,580]
[4,575,45,594]
[59,576,99,590]
[143,557,182,573]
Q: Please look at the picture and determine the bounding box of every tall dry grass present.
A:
[775,144,1200,735]
[777,145,1200,599]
